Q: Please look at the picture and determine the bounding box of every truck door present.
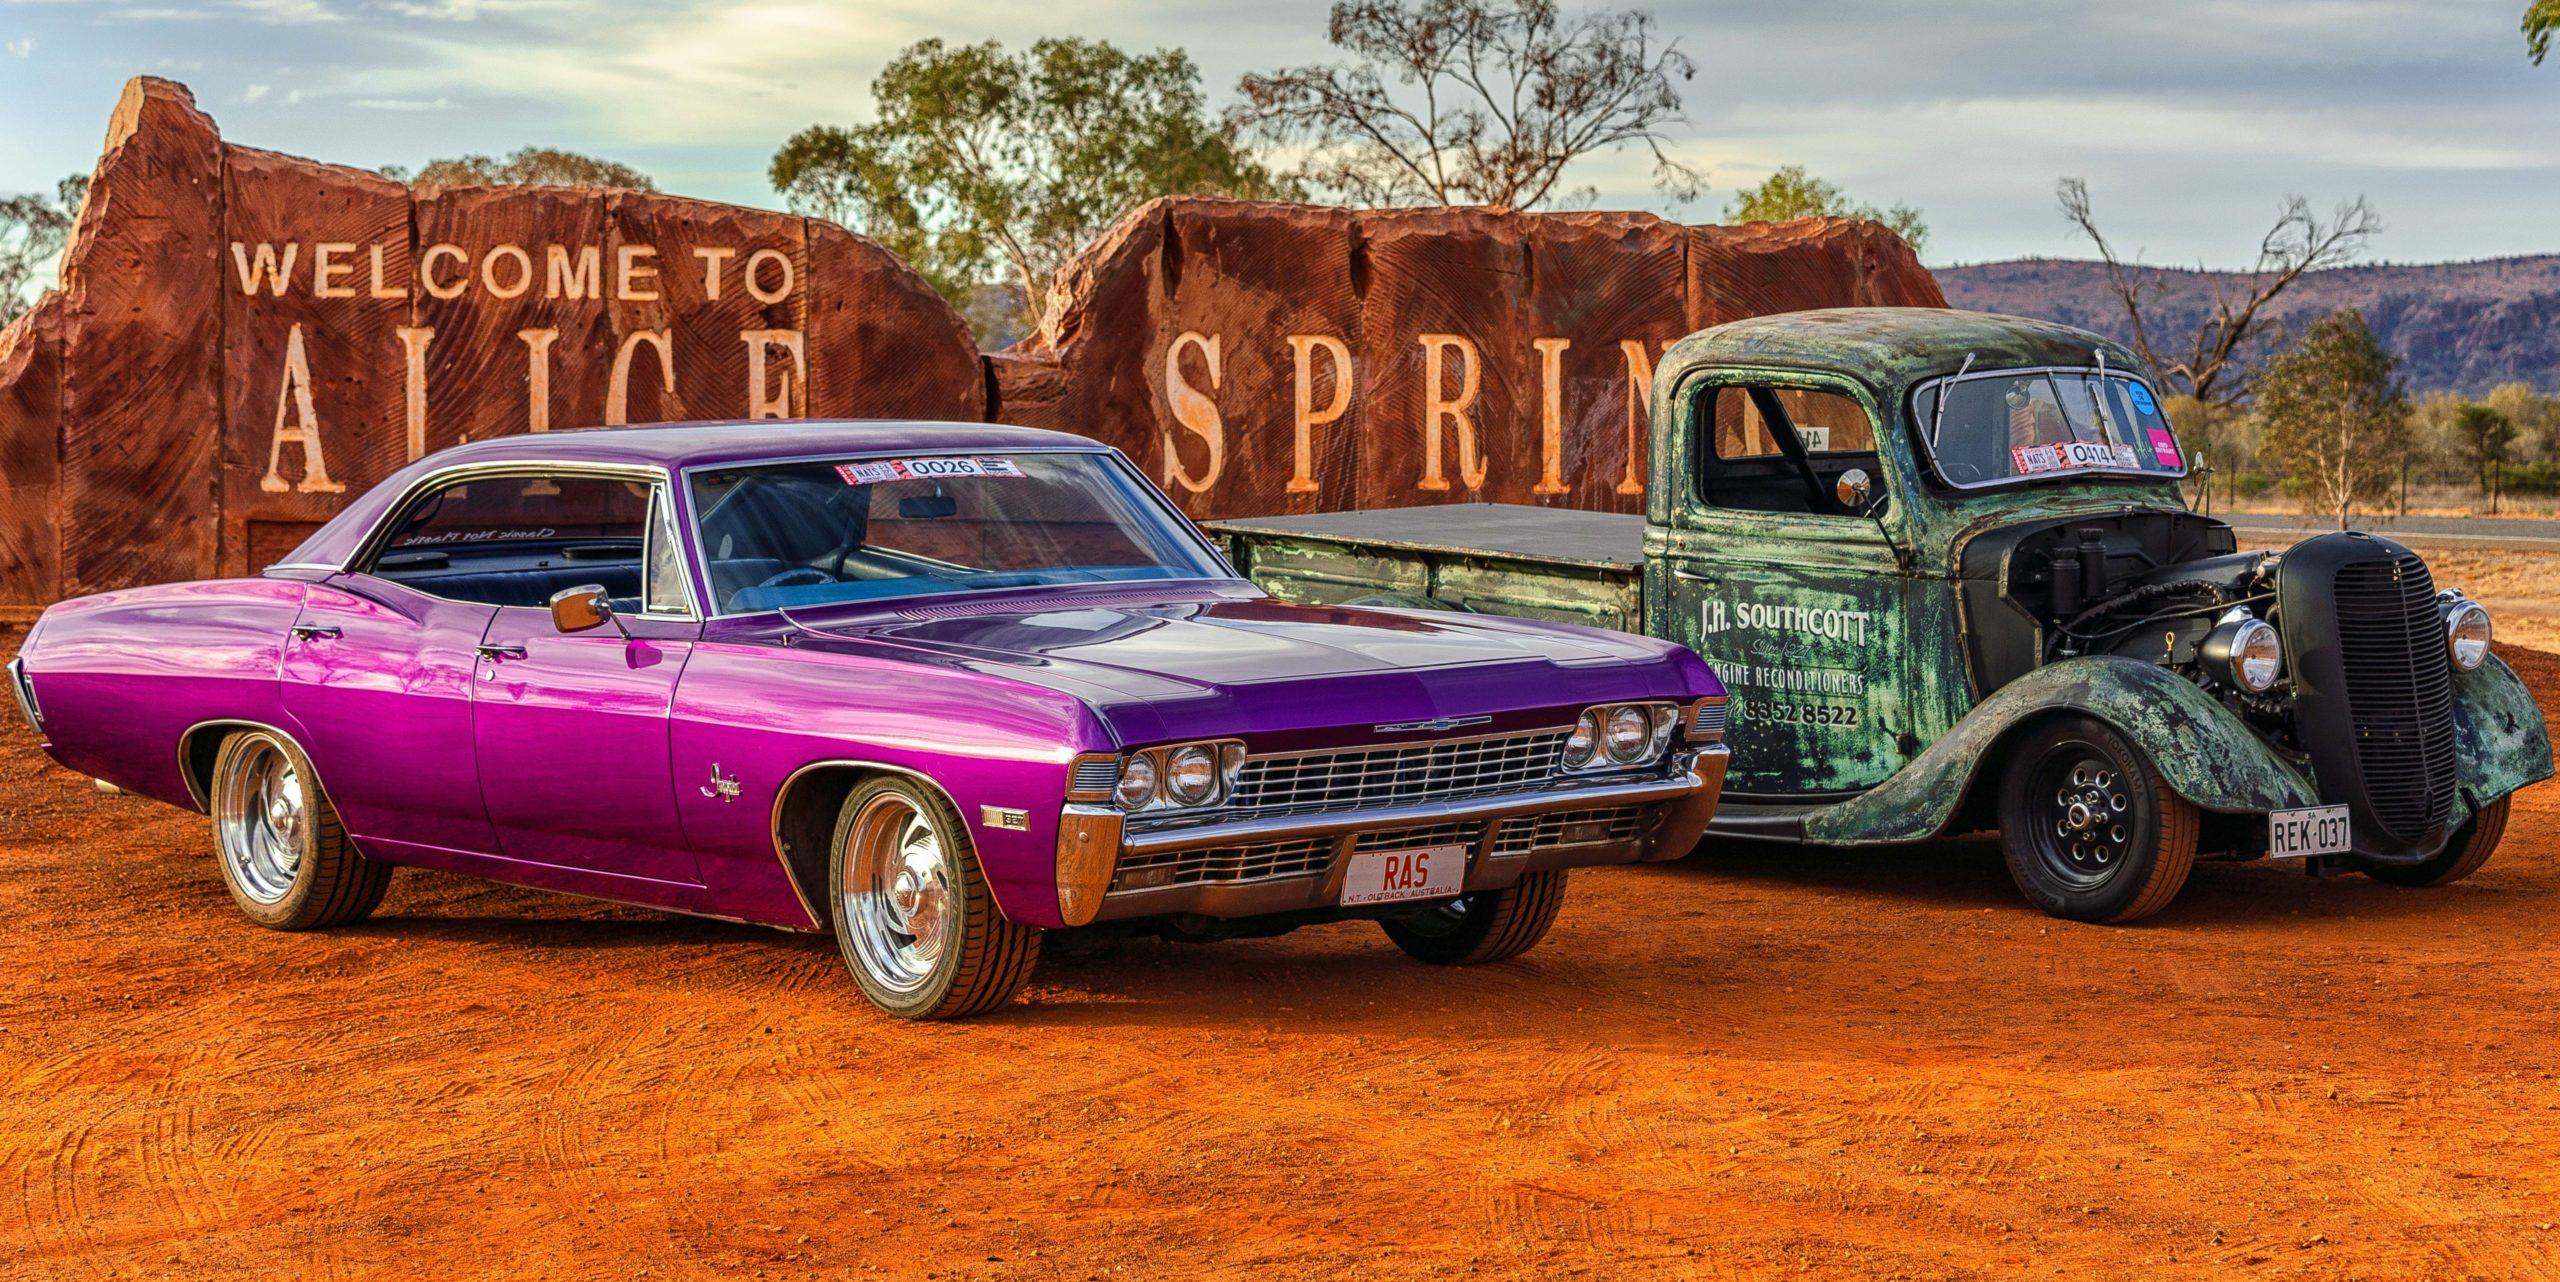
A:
[1647,378,1916,798]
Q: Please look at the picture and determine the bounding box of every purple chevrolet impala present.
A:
[9,422,1730,1018]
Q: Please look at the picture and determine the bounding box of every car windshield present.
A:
[686,451,1228,614]
[1912,368,2187,489]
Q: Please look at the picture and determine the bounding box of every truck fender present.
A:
[1806,656,2318,845]
[2451,654,2554,812]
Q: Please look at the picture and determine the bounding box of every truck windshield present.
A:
[1913,368,2187,489]
[686,451,1229,614]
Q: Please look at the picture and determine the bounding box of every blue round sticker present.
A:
[2126,381,2158,413]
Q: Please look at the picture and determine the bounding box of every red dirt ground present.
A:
[3,636,2557,1280]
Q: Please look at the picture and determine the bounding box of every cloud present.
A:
[230,0,342,22]
[4,36,29,56]
[242,82,270,101]
[348,95,454,110]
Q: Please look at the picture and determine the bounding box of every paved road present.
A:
[2217,510,2560,551]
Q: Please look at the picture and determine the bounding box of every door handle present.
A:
[290,624,342,641]
[475,643,528,661]
[1674,569,1719,585]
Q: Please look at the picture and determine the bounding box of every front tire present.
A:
[827,777,1040,1020]
[1996,717,2197,924]
[1380,870,1567,965]
[2360,796,2509,888]
[209,729,391,930]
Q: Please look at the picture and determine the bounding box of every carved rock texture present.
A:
[0,79,1939,607]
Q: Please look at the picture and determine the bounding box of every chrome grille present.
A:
[1492,806,1648,858]
[1231,728,1571,815]
[1111,837,1332,890]
[1350,822,1481,854]
[2334,555,2458,837]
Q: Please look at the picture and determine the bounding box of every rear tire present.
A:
[1996,717,2197,924]
[827,777,1040,1020]
[1380,870,1567,965]
[209,729,391,930]
[2360,796,2508,888]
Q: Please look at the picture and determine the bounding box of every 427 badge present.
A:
[836,456,1025,485]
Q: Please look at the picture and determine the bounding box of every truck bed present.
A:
[1211,504,1649,631]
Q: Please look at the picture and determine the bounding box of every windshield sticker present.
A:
[2148,429,2183,468]
[2126,381,2159,414]
[2013,441,2138,475]
[835,457,1026,485]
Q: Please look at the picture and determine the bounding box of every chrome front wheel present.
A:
[825,777,1040,1020]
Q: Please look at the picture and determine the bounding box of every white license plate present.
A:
[1340,843,1469,906]
[2269,805,2352,858]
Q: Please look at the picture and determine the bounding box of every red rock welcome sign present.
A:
[0,77,1944,610]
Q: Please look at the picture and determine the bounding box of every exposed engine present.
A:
[1958,513,2482,859]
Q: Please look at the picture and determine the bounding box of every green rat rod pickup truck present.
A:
[1214,308,2554,923]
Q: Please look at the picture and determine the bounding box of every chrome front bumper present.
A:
[1074,746,1727,923]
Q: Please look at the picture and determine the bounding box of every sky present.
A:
[0,0,2554,268]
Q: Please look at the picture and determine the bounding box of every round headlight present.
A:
[1603,705,1652,763]
[2230,620,2283,692]
[1165,744,1220,804]
[2446,599,2492,672]
[1562,710,1600,770]
[1114,754,1157,809]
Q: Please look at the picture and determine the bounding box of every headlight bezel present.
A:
[1108,739,1245,813]
[2442,593,2492,672]
[1563,701,1680,774]
[2200,610,2284,694]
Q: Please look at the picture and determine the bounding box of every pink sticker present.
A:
[2148,429,2182,467]
[837,457,1025,485]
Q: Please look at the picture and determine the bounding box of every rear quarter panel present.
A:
[22,578,309,808]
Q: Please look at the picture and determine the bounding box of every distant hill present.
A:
[1934,256,2560,396]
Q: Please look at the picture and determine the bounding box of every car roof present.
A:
[1659,307,2152,397]
[411,419,1102,471]
[273,419,1110,572]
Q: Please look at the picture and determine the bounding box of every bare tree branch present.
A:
[2057,179,2379,407]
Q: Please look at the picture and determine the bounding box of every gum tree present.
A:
[2255,309,2412,529]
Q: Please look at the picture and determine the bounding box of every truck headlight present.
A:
[1566,702,1678,771]
[2443,595,2493,671]
[2201,612,2283,693]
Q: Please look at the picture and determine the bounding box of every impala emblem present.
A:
[1374,715,1491,735]
[701,764,741,802]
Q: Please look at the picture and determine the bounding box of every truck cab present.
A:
[1217,308,2553,923]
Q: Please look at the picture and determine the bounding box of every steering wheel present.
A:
[755,567,835,590]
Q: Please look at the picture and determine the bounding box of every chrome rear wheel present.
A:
[214,736,306,905]
[206,728,391,930]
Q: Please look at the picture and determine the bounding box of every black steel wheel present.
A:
[1996,717,2197,924]
[1379,870,1566,965]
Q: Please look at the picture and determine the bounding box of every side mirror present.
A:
[549,584,617,635]
[1835,467,1878,513]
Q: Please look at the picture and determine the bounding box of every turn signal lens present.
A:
[2445,598,2493,672]
[1165,744,1220,804]
[1113,754,1157,810]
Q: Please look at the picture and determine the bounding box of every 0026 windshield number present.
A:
[1736,699,1860,728]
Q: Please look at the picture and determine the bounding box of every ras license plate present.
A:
[1340,843,1468,907]
[2268,805,2352,858]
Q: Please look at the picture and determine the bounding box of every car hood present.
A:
[784,593,1714,749]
